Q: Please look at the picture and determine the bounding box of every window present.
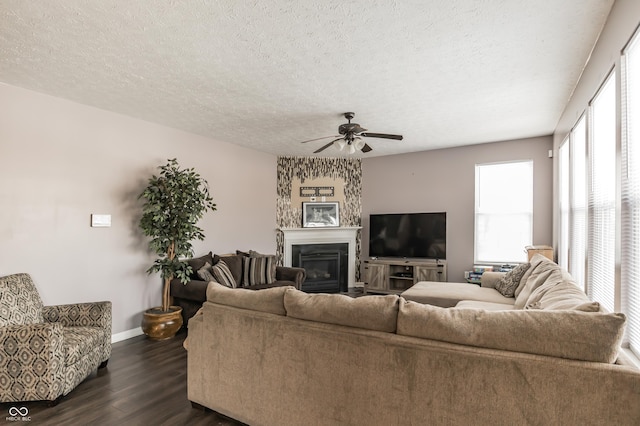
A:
[570,116,588,289]
[588,73,617,313]
[557,26,640,362]
[558,138,570,269]
[558,118,588,288]
[622,29,640,357]
[475,161,533,264]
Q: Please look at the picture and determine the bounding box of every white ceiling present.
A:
[0,1,614,158]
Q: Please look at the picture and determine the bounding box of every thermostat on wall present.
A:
[91,214,111,227]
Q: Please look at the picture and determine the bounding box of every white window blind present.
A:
[558,139,570,270]
[588,73,616,313]
[622,30,640,357]
[570,116,587,289]
[474,161,533,264]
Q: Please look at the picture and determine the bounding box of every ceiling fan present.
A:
[301,112,403,154]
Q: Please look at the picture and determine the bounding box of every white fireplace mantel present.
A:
[279,227,361,288]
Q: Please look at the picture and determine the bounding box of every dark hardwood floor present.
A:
[0,330,242,426]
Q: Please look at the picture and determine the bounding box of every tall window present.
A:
[558,27,640,362]
[622,30,640,357]
[475,161,533,264]
[558,139,570,269]
[588,73,617,313]
[570,116,587,288]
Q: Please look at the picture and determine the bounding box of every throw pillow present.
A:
[211,260,237,288]
[196,262,216,282]
[187,251,215,278]
[494,263,531,297]
[242,255,276,287]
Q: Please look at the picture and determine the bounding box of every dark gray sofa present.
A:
[170,251,305,326]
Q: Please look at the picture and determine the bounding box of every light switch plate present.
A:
[91,214,111,227]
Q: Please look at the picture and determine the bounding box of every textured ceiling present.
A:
[0,0,614,157]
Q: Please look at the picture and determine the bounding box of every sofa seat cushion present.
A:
[284,289,399,332]
[206,282,292,316]
[401,281,514,308]
[64,326,107,365]
[455,300,515,310]
[397,300,626,363]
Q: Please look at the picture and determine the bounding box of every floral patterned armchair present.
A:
[0,273,111,403]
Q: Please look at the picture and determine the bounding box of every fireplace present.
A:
[292,243,348,293]
[280,226,360,291]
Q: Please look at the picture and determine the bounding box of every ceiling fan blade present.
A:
[300,135,340,144]
[360,132,403,140]
[361,143,373,153]
[313,139,340,153]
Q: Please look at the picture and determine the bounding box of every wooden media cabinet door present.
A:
[364,262,387,291]
[414,264,447,282]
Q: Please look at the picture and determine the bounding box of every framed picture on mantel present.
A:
[302,202,340,228]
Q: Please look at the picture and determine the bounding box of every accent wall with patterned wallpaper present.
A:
[276,156,362,278]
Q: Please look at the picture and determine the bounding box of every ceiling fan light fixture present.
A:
[301,112,403,154]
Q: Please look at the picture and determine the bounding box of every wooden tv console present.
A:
[363,258,447,295]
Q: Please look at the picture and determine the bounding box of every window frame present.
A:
[474,160,533,264]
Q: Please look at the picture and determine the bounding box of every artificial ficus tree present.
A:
[139,159,216,312]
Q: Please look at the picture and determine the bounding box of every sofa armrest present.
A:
[170,277,209,302]
[42,301,112,332]
[0,323,66,401]
[276,266,306,289]
[480,271,506,288]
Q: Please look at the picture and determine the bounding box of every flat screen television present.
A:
[369,212,446,259]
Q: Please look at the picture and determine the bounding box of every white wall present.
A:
[362,136,553,282]
[0,83,278,335]
[554,0,640,143]
[552,0,640,246]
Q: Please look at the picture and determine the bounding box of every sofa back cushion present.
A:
[514,254,564,309]
[284,289,399,332]
[525,279,601,312]
[0,273,44,326]
[206,282,291,315]
[396,300,626,363]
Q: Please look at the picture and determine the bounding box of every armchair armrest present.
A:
[0,323,66,402]
[42,301,112,333]
[276,266,306,289]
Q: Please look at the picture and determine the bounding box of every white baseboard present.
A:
[111,327,144,343]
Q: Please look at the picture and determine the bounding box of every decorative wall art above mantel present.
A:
[302,202,340,227]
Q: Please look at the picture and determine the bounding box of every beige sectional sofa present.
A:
[186,257,640,425]
[402,254,581,311]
